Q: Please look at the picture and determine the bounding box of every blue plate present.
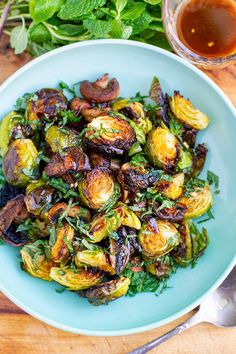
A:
[0,40,236,336]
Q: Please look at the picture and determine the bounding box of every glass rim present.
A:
[162,0,236,65]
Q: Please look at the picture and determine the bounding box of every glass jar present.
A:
[162,0,236,68]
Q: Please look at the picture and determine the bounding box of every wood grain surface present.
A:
[0,34,236,354]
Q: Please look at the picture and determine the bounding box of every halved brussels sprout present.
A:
[146,127,180,171]
[109,227,130,274]
[169,92,209,130]
[84,115,136,155]
[48,203,91,224]
[75,250,115,275]
[144,256,173,278]
[25,184,54,215]
[26,88,67,124]
[177,149,192,171]
[20,241,54,281]
[3,139,38,187]
[118,162,156,191]
[50,223,74,263]
[88,203,141,243]
[138,219,180,258]
[172,221,193,267]
[50,267,103,290]
[112,100,152,144]
[45,126,79,153]
[78,167,120,210]
[80,277,130,305]
[155,173,185,200]
[153,202,187,222]
[0,111,24,156]
[179,183,212,219]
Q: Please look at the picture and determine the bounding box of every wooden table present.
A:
[0,35,236,354]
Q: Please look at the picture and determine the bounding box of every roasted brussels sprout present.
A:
[0,195,28,246]
[190,144,208,178]
[48,203,91,224]
[78,167,120,210]
[75,249,115,275]
[177,149,192,171]
[155,173,185,200]
[50,223,74,263]
[172,221,193,267]
[26,89,67,123]
[179,183,213,219]
[45,126,79,153]
[169,92,209,130]
[3,139,38,187]
[109,227,131,274]
[144,256,173,278]
[44,146,91,177]
[21,241,54,281]
[112,100,152,144]
[0,111,25,156]
[80,74,120,103]
[118,162,156,191]
[84,115,137,155]
[138,219,180,258]
[146,127,180,171]
[88,203,141,243]
[50,267,103,290]
[25,184,54,215]
[79,277,130,305]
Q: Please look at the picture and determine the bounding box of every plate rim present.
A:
[0,39,236,336]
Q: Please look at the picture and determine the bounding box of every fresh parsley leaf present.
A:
[207,170,219,193]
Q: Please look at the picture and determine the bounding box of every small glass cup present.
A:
[162,0,236,68]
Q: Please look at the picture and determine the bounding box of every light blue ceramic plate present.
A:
[0,40,236,336]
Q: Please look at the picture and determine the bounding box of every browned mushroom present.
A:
[88,151,111,169]
[70,97,111,122]
[44,146,91,177]
[0,195,29,246]
[80,74,120,103]
[153,202,187,222]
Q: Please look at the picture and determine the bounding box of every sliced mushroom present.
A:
[0,195,28,246]
[80,74,120,103]
[44,146,91,177]
[109,227,130,274]
[153,202,187,222]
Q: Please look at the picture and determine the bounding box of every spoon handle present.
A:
[128,311,203,354]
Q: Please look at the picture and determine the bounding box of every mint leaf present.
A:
[121,2,146,20]
[57,24,84,36]
[111,19,132,39]
[29,0,64,22]
[83,19,112,38]
[144,0,162,4]
[10,22,28,55]
[28,23,51,43]
[131,11,153,35]
[58,0,106,20]
[115,0,128,16]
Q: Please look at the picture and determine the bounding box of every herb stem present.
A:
[43,22,92,42]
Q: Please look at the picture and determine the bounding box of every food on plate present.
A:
[0,73,214,305]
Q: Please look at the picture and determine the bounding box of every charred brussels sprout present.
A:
[26,89,67,124]
[118,162,156,191]
[50,223,74,263]
[79,277,130,305]
[3,139,38,187]
[75,249,115,275]
[88,203,141,243]
[20,241,54,281]
[138,219,180,258]
[25,184,54,215]
[84,115,136,155]
[78,167,120,210]
[169,92,209,130]
[146,127,180,171]
[0,111,24,156]
[144,256,173,278]
[50,267,103,290]
[179,183,212,219]
[155,173,185,200]
[45,126,79,153]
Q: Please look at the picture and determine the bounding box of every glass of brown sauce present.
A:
[162,0,236,67]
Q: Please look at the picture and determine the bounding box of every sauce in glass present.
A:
[176,0,236,58]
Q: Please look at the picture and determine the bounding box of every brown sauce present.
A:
[176,0,236,58]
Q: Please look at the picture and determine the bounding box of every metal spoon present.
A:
[129,266,236,354]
